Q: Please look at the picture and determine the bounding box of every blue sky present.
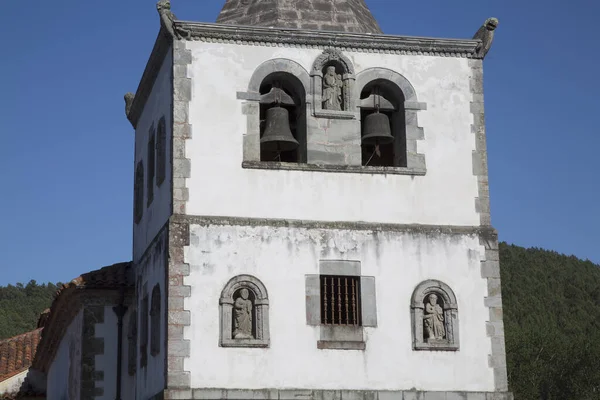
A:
[0,0,598,285]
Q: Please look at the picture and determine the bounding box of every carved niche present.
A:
[410,280,459,351]
[311,49,356,117]
[219,275,270,347]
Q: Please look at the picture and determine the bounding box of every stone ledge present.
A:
[164,389,513,400]
[317,340,366,350]
[313,110,357,120]
[242,161,426,176]
[171,214,496,237]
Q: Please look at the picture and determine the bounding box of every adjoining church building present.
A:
[2,1,512,399]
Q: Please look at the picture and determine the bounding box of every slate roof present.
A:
[216,0,382,33]
[0,329,42,383]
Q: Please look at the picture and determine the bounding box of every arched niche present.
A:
[410,279,459,351]
[258,72,307,163]
[219,274,270,348]
[355,68,427,174]
[242,59,310,163]
[311,49,356,117]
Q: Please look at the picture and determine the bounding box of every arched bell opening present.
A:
[359,79,406,167]
[259,72,307,163]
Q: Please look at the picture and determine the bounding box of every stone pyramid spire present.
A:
[216,0,382,34]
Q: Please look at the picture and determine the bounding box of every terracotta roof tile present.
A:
[0,329,42,382]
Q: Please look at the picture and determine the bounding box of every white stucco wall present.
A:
[133,47,174,262]
[0,370,28,395]
[95,306,119,400]
[136,229,167,399]
[184,42,479,227]
[184,224,494,392]
[47,310,82,400]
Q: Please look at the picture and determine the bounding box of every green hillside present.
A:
[0,244,599,398]
[0,280,59,339]
[500,243,600,399]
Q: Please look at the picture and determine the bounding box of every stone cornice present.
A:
[174,21,481,59]
[171,214,497,237]
[126,20,483,129]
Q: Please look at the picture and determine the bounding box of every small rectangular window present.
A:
[320,275,361,326]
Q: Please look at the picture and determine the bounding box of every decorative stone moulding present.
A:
[411,279,459,351]
[311,49,357,120]
[219,274,270,348]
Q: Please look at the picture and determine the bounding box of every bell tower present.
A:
[125,1,511,399]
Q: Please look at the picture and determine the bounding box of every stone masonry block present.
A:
[446,393,468,400]
[167,371,191,388]
[484,296,502,308]
[278,390,313,400]
[466,394,486,400]
[169,285,191,297]
[169,263,190,277]
[377,392,403,400]
[168,355,184,371]
[481,261,500,278]
[174,49,192,66]
[173,64,188,79]
[168,340,190,357]
[173,159,191,179]
[485,249,499,261]
[174,78,192,102]
[193,389,226,400]
[168,311,191,326]
[173,101,189,124]
[174,188,189,201]
[424,393,447,400]
[486,321,504,336]
[489,306,503,321]
[403,392,424,400]
[165,389,192,400]
[487,278,502,297]
[168,296,185,310]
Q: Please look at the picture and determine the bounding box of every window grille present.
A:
[320,275,361,326]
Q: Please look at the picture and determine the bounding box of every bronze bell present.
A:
[362,111,394,145]
[260,106,299,152]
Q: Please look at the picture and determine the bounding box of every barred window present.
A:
[320,275,361,326]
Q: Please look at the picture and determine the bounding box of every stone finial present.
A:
[124,92,135,118]
[473,17,499,59]
[157,0,177,38]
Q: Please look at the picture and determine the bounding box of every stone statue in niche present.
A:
[322,65,343,111]
[233,288,254,339]
[424,293,446,341]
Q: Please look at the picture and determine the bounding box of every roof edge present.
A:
[173,21,481,57]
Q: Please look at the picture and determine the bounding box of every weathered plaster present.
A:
[183,221,495,392]
[185,42,479,227]
[47,310,82,400]
[0,370,28,395]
